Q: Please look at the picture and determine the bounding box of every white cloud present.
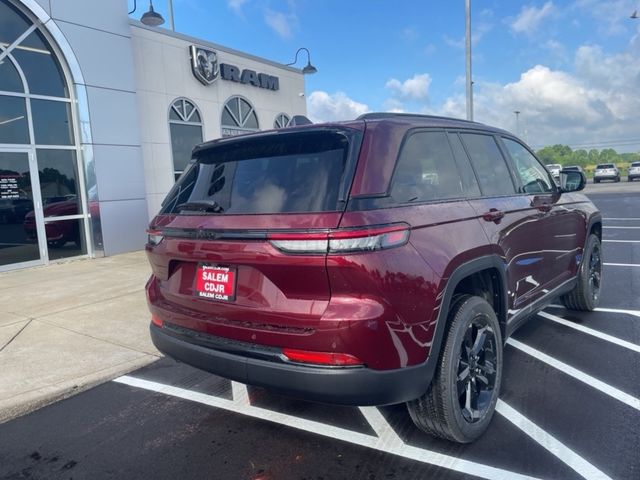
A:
[264,9,297,39]
[228,0,248,16]
[435,45,640,150]
[307,91,370,123]
[571,0,637,36]
[510,2,555,35]
[385,73,432,101]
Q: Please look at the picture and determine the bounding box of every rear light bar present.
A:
[282,348,364,367]
[146,229,164,246]
[268,223,410,254]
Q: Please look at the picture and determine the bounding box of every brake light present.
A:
[268,224,410,254]
[282,348,364,366]
[147,229,164,246]
[151,314,163,327]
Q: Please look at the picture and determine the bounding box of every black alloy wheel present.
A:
[407,295,503,443]
[587,239,602,304]
[457,319,499,423]
[561,233,602,311]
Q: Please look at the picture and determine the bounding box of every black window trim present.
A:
[456,129,520,199]
[497,134,558,196]
[348,127,473,211]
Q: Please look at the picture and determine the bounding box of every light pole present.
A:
[168,0,175,31]
[465,0,473,121]
[514,110,521,136]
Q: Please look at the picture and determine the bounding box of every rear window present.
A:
[631,162,640,167]
[596,164,615,169]
[160,130,358,215]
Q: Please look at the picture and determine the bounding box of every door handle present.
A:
[482,208,505,223]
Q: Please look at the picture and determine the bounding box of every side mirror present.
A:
[559,170,586,192]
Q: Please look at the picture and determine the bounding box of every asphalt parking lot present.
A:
[1,184,639,480]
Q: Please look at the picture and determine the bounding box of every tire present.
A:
[594,179,599,184]
[561,234,602,311]
[407,295,503,443]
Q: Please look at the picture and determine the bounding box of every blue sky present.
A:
[131,1,640,151]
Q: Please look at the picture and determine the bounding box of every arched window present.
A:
[1,0,89,268]
[274,113,290,129]
[221,96,259,137]
[169,98,203,179]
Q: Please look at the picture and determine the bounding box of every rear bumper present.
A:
[150,323,433,406]
[594,174,618,180]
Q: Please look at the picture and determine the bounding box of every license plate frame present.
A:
[194,264,237,303]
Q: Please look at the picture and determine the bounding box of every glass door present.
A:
[0,149,45,270]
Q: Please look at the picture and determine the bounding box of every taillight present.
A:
[282,348,364,367]
[146,229,164,246]
[151,314,163,327]
[268,224,410,255]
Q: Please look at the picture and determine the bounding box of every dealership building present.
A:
[0,0,307,272]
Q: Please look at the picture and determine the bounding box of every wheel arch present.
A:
[423,256,508,376]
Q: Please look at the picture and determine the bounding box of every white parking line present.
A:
[603,226,640,229]
[538,311,640,354]
[231,381,250,406]
[506,338,640,412]
[496,400,613,480]
[547,304,640,318]
[114,375,542,480]
[603,263,640,267]
[602,239,640,243]
[604,218,640,221]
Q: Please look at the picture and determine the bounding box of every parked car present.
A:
[545,163,562,180]
[628,161,640,182]
[562,165,584,173]
[23,196,81,248]
[145,113,602,443]
[594,163,620,183]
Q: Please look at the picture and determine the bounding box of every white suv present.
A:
[628,162,640,182]
[594,163,620,183]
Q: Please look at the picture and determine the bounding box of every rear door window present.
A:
[460,133,516,197]
[160,130,359,215]
[501,137,554,194]
[390,131,465,203]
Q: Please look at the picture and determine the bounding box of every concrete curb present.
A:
[0,354,160,424]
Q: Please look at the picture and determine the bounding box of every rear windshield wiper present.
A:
[176,200,225,214]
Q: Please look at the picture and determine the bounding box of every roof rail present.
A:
[356,112,482,124]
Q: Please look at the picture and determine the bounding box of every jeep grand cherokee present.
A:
[145,113,602,443]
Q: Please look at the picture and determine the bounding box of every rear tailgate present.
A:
[146,127,363,346]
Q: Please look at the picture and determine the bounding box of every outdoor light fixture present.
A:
[287,47,318,75]
[141,1,165,27]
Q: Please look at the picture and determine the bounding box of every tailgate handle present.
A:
[482,208,505,223]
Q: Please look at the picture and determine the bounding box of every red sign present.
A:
[195,265,236,302]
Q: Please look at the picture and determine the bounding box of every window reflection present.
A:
[31,99,74,145]
[0,151,39,266]
[12,30,68,98]
[0,0,32,47]
[0,57,24,93]
[0,95,29,144]
[169,98,203,177]
[36,149,80,217]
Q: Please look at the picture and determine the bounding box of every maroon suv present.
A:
[145,113,602,443]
